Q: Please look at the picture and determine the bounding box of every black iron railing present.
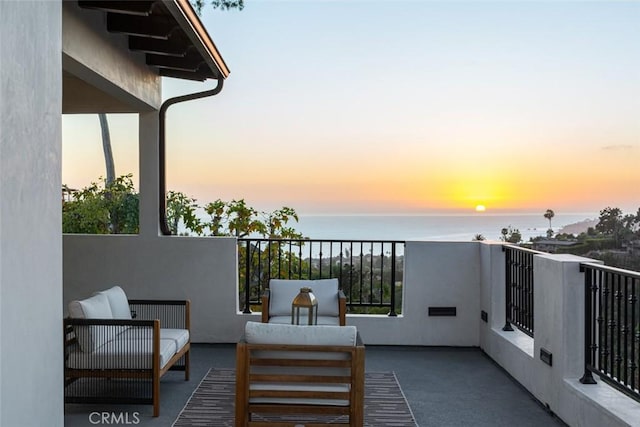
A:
[238,238,405,316]
[503,246,540,337]
[580,263,640,402]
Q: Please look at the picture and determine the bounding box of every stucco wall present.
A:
[481,251,640,426]
[0,2,63,426]
[63,235,244,343]
[350,241,481,346]
[63,238,483,346]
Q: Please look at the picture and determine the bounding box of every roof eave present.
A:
[164,0,230,80]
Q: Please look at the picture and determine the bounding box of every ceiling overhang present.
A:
[78,0,229,82]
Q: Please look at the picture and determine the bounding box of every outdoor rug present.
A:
[173,368,417,426]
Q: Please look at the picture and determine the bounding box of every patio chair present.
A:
[235,321,365,426]
[261,278,346,325]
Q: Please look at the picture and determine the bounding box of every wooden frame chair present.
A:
[235,322,365,426]
[261,278,347,326]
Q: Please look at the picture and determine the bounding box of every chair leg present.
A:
[184,350,190,381]
[153,380,160,417]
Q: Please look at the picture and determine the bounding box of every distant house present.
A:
[622,240,640,255]
[532,239,580,253]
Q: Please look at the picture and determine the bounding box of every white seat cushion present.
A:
[66,338,177,370]
[94,286,131,319]
[269,279,340,317]
[68,293,115,352]
[245,321,357,346]
[117,328,190,350]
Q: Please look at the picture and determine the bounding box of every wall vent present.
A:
[428,307,457,317]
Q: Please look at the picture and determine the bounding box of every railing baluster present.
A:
[502,246,538,336]
[632,277,638,390]
[308,240,313,278]
[503,246,514,331]
[380,243,384,308]
[349,241,354,303]
[370,242,374,304]
[580,265,596,384]
[243,239,251,313]
[359,242,364,304]
[329,242,333,279]
[580,263,640,403]
[389,243,397,317]
[339,242,343,291]
[616,273,622,382]
[298,240,303,279]
[604,271,611,376]
[238,238,404,315]
[623,275,629,387]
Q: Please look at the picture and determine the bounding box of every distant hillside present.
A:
[558,218,598,235]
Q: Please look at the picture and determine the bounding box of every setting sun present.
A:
[475,205,486,212]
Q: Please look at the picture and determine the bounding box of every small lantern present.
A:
[291,287,318,325]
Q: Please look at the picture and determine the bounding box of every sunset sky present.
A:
[62,0,640,215]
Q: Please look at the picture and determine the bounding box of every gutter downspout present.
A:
[158,78,224,235]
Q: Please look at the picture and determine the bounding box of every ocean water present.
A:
[293,213,597,242]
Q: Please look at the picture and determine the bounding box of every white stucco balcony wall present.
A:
[481,250,640,426]
[1,2,63,426]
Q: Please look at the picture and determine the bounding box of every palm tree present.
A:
[98,113,115,185]
[544,209,555,233]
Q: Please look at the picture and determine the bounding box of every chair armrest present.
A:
[127,300,190,331]
[64,318,161,369]
[261,289,270,323]
[338,290,347,326]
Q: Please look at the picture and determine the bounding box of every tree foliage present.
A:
[63,175,302,240]
[500,225,522,244]
[595,206,639,246]
[190,0,244,14]
[63,174,139,234]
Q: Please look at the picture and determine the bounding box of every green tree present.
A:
[190,0,244,14]
[166,191,203,235]
[63,174,139,234]
[500,226,522,244]
[596,207,625,246]
[473,234,486,241]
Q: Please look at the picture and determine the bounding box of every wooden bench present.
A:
[235,322,365,426]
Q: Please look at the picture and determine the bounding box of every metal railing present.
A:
[502,246,540,337]
[580,263,640,402]
[238,238,405,316]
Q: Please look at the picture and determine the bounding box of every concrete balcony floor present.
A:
[64,344,567,427]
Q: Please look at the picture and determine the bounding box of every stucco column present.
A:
[139,111,160,237]
[0,1,63,426]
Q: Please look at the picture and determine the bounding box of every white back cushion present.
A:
[245,321,357,346]
[94,286,131,319]
[68,293,113,319]
[269,279,339,317]
[68,293,115,353]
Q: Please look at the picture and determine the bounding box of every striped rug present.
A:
[173,368,417,426]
